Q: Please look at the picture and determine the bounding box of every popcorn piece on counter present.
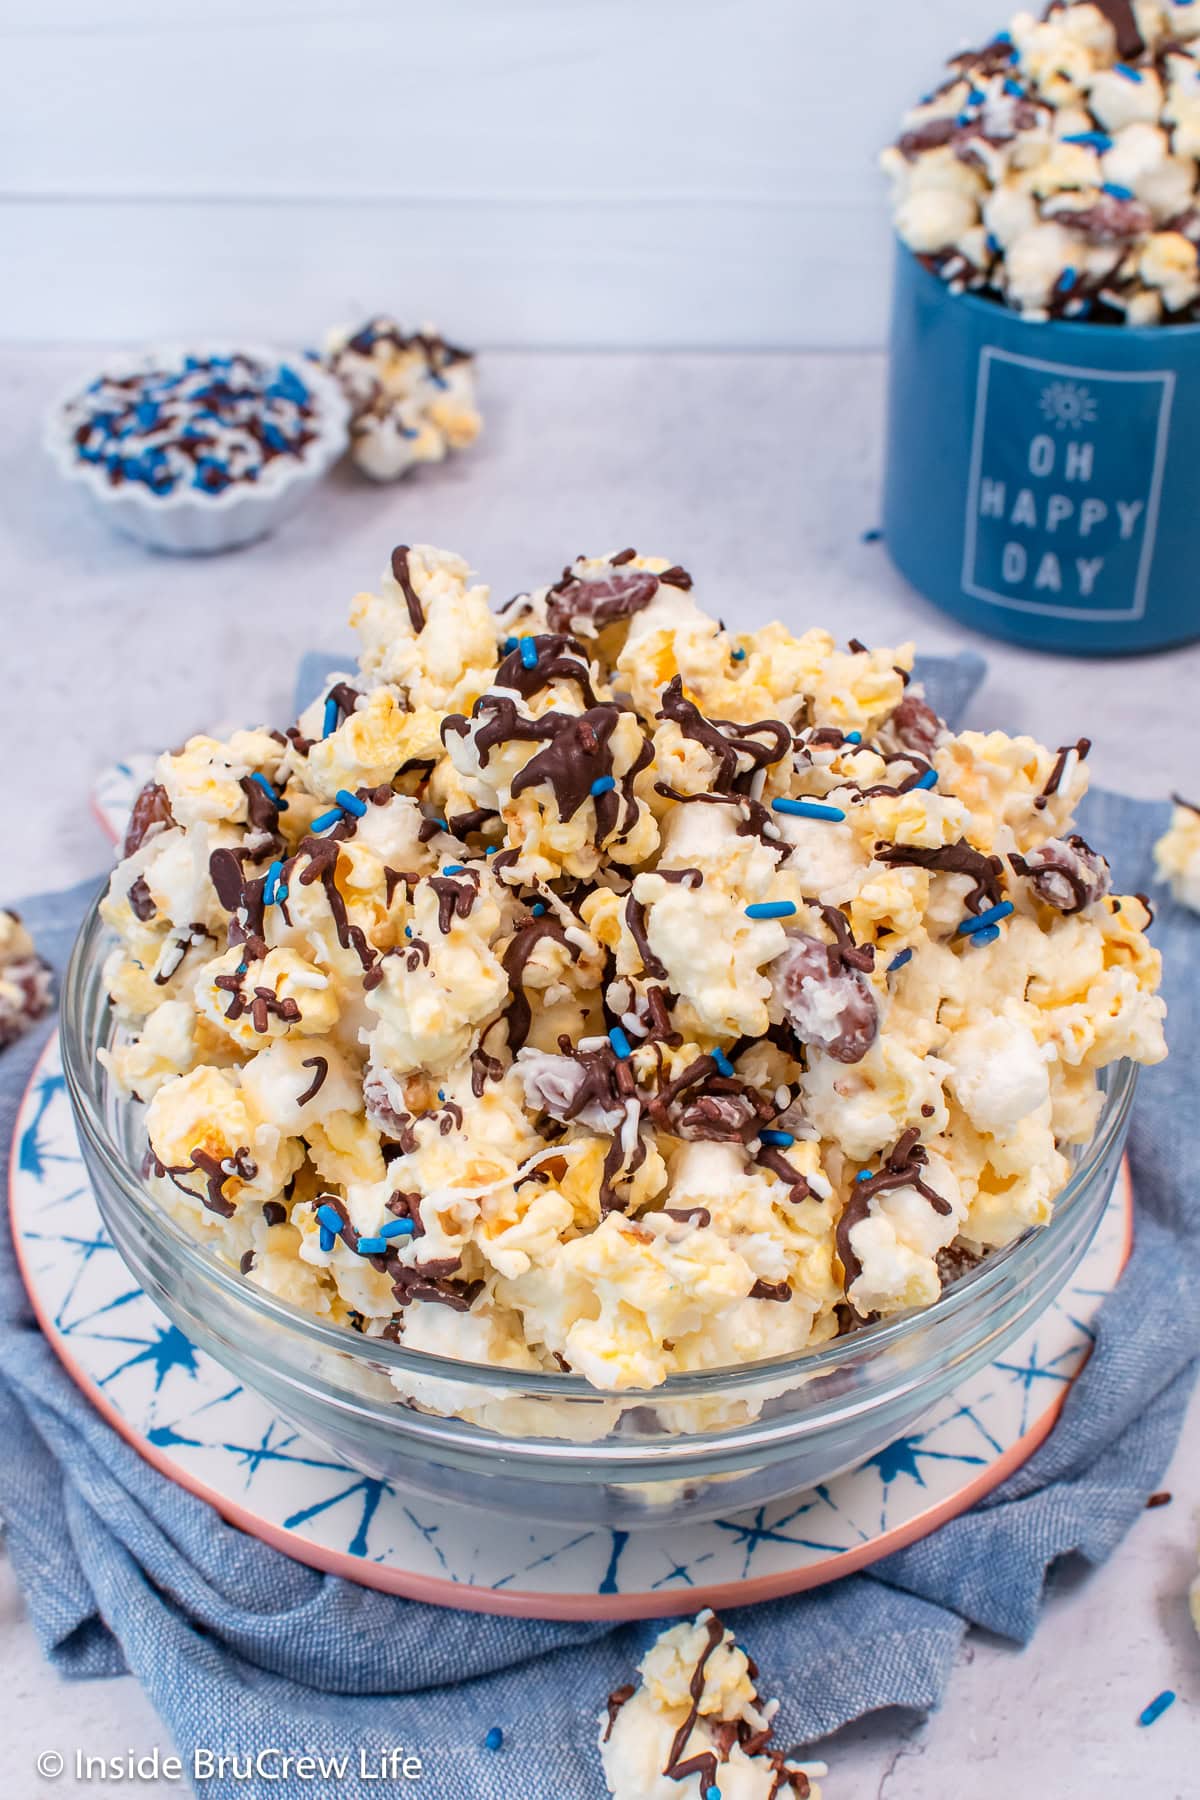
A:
[882,1,1200,322]
[98,540,1167,1400]
[0,911,53,1051]
[323,317,481,481]
[1154,794,1200,910]
[599,1609,826,1799]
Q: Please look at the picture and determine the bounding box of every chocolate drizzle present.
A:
[624,893,667,980]
[875,838,1005,914]
[297,1056,328,1106]
[602,1684,635,1742]
[1035,739,1091,811]
[294,837,377,973]
[1091,0,1145,60]
[502,914,579,1052]
[662,1614,726,1789]
[837,1129,951,1301]
[494,633,598,707]
[428,868,480,935]
[390,544,425,633]
[657,676,791,794]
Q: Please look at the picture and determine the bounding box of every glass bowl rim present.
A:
[61,885,1138,1403]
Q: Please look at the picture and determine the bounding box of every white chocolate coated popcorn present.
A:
[0,910,53,1050]
[599,1610,826,1800]
[1154,795,1200,909]
[100,542,1165,1404]
[883,1,1200,321]
[323,319,481,481]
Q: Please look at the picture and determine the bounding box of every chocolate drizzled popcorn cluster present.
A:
[600,1610,826,1799]
[61,353,321,495]
[98,544,1165,1398]
[883,0,1200,321]
[0,911,53,1052]
[322,318,481,481]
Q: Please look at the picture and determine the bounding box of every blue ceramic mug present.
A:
[882,246,1200,654]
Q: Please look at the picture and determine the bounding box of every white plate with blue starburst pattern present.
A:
[10,1032,1131,1621]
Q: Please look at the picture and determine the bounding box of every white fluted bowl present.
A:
[44,342,350,555]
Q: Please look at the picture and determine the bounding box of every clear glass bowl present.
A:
[61,893,1136,1528]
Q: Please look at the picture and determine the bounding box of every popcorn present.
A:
[600,1610,826,1800]
[323,318,481,482]
[883,1,1200,321]
[100,541,1166,1399]
[1154,795,1200,909]
[0,911,53,1051]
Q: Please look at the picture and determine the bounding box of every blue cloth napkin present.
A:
[1,654,1195,1799]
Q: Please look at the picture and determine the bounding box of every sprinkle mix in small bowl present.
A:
[45,344,349,554]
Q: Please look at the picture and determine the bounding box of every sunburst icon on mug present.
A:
[1038,379,1098,431]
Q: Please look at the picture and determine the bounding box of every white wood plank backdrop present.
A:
[2,0,1004,347]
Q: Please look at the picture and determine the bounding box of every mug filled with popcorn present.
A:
[881,0,1200,654]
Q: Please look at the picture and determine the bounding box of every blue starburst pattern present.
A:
[10,1033,1128,1610]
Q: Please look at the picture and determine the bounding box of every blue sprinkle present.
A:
[608,1026,633,1060]
[912,768,938,791]
[437,1090,445,1101]
[771,798,847,822]
[1063,131,1112,150]
[380,1218,416,1239]
[311,807,343,833]
[322,695,340,738]
[443,864,465,876]
[760,1128,795,1147]
[520,637,538,669]
[968,923,1001,948]
[1102,181,1135,201]
[745,900,797,920]
[263,860,284,905]
[433,819,449,832]
[995,29,1011,42]
[404,925,412,939]
[335,788,367,817]
[250,771,287,810]
[1114,62,1142,82]
[986,232,1003,256]
[275,884,288,904]
[134,399,159,430]
[856,1168,873,1183]
[1059,267,1078,293]
[267,364,311,405]
[957,900,1014,936]
[888,948,914,973]
[485,844,499,855]
[731,647,746,661]
[502,636,518,654]
[484,1727,504,1752]
[356,1237,388,1256]
[531,902,546,916]
[1138,1690,1175,1727]
[844,731,863,745]
[705,1788,721,1800]
[318,1226,336,1253]
[316,1203,344,1235]
[712,1047,735,1078]
[590,776,616,796]
[1003,77,1024,97]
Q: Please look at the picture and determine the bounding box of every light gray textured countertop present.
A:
[2,348,1196,1798]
